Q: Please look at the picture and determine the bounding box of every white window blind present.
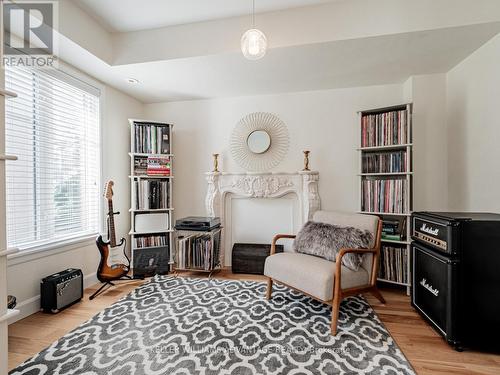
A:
[5,66,100,250]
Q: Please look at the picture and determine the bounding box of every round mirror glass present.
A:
[247,130,271,154]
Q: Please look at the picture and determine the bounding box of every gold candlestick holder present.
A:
[212,153,220,172]
[302,150,310,171]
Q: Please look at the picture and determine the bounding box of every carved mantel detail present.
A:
[205,171,321,266]
[206,171,320,221]
[231,175,294,198]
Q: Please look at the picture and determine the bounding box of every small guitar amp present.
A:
[41,268,83,313]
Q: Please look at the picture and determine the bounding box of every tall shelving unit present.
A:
[357,103,413,295]
[129,119,174,277]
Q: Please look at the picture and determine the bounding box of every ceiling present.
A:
[73,0,337,32]
[59,23,500,103]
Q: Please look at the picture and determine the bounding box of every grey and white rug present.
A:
[11,276,415,374]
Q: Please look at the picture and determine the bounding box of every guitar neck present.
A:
[108,200,117,247]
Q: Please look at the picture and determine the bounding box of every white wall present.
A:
[446,34,500,213]
[145,84,404,219]
[407,74,449,211]
[7,83,143,321]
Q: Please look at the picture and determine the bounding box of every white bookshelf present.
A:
[357,103,413,295]
[129,119,174,277]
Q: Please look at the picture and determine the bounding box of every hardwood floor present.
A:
[8,271,500,374]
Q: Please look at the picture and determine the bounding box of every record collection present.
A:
[362,150,407,173]
[378,246,408,284]
[361,109,408,147]
[177,233,220,271]
[361,178,407,213]
[134,122,170,154]
[134,180,169,209]
[133,234,168,249]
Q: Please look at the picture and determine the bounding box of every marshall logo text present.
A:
[420,278,439,296]
[420,223,439,236]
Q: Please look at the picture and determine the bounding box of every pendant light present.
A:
[241,0,267,60]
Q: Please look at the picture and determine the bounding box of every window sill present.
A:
[7,234,98,267]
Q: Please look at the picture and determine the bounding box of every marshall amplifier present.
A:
[411,214,462,255]
[41,268,83,313]
[412,242,459,346]
[411,212,500,351]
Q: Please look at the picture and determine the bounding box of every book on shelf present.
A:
[134,180,169,209]
[378,245,409,284]
[362,150,407,173]
[134,234,168,249]
[361,178,408,214]
[134,122,170,154]
[147,156,171,176]
[361,109,408,147]
[177,233,220,271]
[381,218,406,241]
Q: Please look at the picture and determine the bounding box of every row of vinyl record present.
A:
[362,151,408,173]
[133,122,171,154]
[361,178,408,214]
[134,180,170,209]
[361,110,408,147]
[378,246,409,284]
[133,234,169,249]
[176,233,220,271]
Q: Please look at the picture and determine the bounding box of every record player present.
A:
[175,216,221,231]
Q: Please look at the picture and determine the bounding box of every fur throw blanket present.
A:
[293,221,374,271]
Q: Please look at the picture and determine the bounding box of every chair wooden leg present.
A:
[266,278,273,300]
[330,292,342,335]
[371,287,386,304]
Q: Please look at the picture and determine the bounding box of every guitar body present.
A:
[96,235,129,282]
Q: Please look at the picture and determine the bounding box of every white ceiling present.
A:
[74,0,337,32]
[59,23,500,103]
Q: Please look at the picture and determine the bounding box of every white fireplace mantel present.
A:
[205,171,321,265]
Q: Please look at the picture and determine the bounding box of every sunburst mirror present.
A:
[230,112,289,171]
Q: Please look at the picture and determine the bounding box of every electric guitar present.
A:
[95,181,130,282]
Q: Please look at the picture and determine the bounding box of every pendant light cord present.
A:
[252,0,255,28]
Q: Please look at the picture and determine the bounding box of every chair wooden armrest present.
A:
[270,234,296,255]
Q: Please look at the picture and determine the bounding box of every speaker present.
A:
[41,268,83,313]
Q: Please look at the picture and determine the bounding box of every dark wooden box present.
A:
[232,243,284,275]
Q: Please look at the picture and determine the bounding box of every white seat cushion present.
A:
[264,252,370,301]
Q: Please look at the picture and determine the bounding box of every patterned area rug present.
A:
[11,276,415,374]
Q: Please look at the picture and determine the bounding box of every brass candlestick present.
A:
[212,153,220,172]
[302,150,310,171]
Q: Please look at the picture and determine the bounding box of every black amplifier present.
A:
[411,211,500,351]
[411,212,464,255]
[41,268,83,313]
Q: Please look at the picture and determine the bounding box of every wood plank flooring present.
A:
[8,271,500,374]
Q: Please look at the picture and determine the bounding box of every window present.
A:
[5,66,100,250]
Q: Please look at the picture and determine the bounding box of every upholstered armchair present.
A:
[264,210,385,335]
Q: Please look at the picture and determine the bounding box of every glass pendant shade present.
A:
[241,28,267,60]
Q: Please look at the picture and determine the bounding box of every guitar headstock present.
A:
[104,180,114,201]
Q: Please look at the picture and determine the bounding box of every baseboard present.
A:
[8,272,98,324]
